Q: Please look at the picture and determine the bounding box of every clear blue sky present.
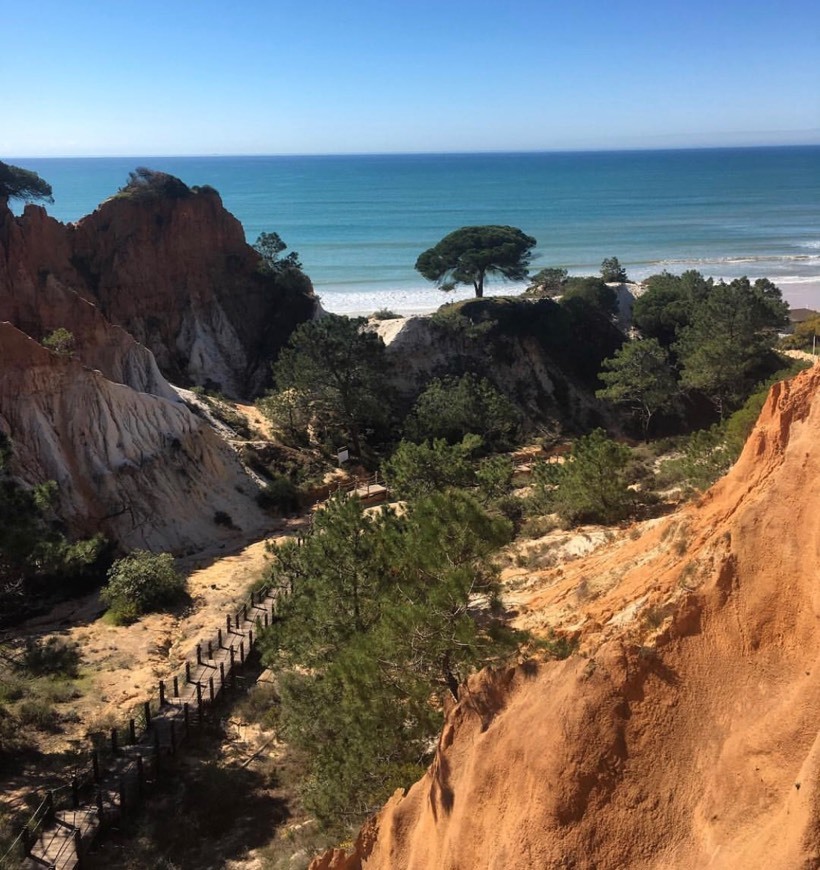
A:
[3,0,819,156]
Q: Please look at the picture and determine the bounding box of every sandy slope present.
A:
[316,363,820,870]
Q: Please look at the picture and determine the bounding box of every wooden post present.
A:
[264,611,269,628]
[173,676,179,697]
[96,789,104,821]
[143,700,151,727]
[129,718,136,744]
[239,640,245,665]
[236,609,242,626]
[249,589,255,606]
[219,661,226,688]
[243,604,248,623]
[248,627,254,648]
[230,645,235,668]
[196,682,203,721]
[207,640,213,659]
[136,754,145,798]
[218,628,223,648]
[227,614,232,633]
[111,727,118,755]
[185,661,191,683]
[19,826,30,859]
[209,675,215,703]
[45,790,54,822]
[183,702,190,734]
[72,776,79,809]
[92,750,100,783]
[159,680,166,707]
[73,827,83,868]
[196,644,202,666]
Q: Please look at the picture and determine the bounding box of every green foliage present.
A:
[118,167,192,200]
[270,315,391,456]
[632,270,713,348]
[0,436,106,622]
[526,267,568,298]
[16,698,59,732]
[41,327,75,356]
[253,231,303,273]
[371,308,400,320]
[675,277,788,417]
[534,430,633,525]
[780,313,820,350]
[0,160,53,204]
[261,491,519,832]
[20,637,81,678]
[101,551,186,624]
[600,256,628,282]
[561,276,618,316]
[597,338,678,438]
[476,454,516,501]
[404,373,521,448]
[415,225,537,298]
[382,435,481,500]
[256,474,301,514]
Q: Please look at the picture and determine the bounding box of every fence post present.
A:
[96,789,104,821]
[219,661,226,689]
[239,640,245,665]
[72,776,79,809]
[173,676,179,697]
[19,826,30,859]
[45,790,54,823]
[159,680,166,707]
[183,702,190,734]
[129,718,136,744]
[230,645,235,669]
[92,750,100,783]
[196,683,203,721]
[73,827,83,868]
[227,614,232,633]
[248,628,254,649]
[143,700,151,727]
[218,628,223,648]
[264,611,269,628]
[136,754,145,798]
[207,640,213,659]
[196,645,202,666]
[209,676,215,703]
[185,661,191,684]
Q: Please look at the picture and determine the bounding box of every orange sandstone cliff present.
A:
[317,363,820,870]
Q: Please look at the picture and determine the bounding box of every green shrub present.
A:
[41,328,75,356]
[382,435,480,500]
[20,637,81,678]
[17,698,59,731]
[213,510,234,528]
[256,475,300,514]
[101,551,186,624]
[371,308,400,320]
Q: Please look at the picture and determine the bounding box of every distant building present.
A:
[785,308,819,334]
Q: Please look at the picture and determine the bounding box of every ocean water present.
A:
[10,147,820,314]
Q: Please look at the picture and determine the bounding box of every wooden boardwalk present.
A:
[6,587,277,870]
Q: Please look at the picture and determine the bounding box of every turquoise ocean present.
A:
[10,147,820,314]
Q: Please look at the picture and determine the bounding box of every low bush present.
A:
[371,308,400,321]
[20,637,81,678]
[17,698,59,731]
[101,551,186,625]
[256,475,300,514]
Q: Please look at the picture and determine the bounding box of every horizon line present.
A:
[7,141,820,161]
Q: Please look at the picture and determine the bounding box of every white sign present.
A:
[337,448,349,464]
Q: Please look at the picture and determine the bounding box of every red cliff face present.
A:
[316,363,820,870]
[67,185,316,396]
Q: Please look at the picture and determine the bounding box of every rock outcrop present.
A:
[372,297,624,432]
[316,363,820,869]
[0,323,266,552]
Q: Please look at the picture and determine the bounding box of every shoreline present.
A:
[317,274,820,318]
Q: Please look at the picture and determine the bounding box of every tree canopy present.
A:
[600,256,628,283]
[415,225,537,298]
[253,231,303,273]
[0,161,53,205]
[260,490,519,831]
[597,338,677,438]
[267,314,390,455]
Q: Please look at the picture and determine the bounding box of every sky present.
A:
[2,0,819,156]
